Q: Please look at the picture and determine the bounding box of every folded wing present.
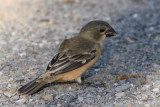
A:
[46,49,96,76]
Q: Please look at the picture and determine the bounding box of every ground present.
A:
[0,0,160,106]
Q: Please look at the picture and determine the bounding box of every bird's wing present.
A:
[46,46,96,76]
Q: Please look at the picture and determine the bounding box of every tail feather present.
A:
[18,78,46,95]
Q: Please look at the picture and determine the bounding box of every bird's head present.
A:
[80,20,117,43]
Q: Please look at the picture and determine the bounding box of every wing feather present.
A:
[46,36,97,76]
[46,50,96,76]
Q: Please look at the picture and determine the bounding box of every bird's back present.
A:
[58,36,96,56]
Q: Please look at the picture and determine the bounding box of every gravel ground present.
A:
[0,0,160,106]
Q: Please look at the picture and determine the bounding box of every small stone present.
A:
[108,60,113,65]
[9,78,13,82]
[0,72,2,76]
[68,86,72,90]
[16,99,25,105]
[32,94,40,100]
[125,37,134,43]
[153,88,159,92]
[55,40,61,45]
[97,95,101,98]
[57,103,61,106]
[140,77,146,85]
[11,89,17,93]
[132,13,139,18]
[8,84,12,88]
[103,17,111,22]
[42,94,53,101]
[39,43,44,48]
[115,92,126,99]
[128,95,137,100]
[28,49,39,54]
[35,100,39,103]
[119,80,126,84]
[153,64,159,69]
[29,99,33,101]
[73,17,79,22]
[10,95,19,101]
[149,27,155,31]
[0,84,8,91]
[19,52,26,57]
[130,83,134,87]
[78,96,83,102]
[4,92,13,98]
[114,83,118,86]
[94,69,99,72]
[11,32,16,36]
[144,85,150,89]
[39,18,50,22]
[115,84,130,92]
[15,77,24,81]
[144,104,150,107]
[141,94,148,100]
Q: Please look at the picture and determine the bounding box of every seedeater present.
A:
[18,20,116,95]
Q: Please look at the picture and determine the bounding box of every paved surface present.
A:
[0,0,160,106]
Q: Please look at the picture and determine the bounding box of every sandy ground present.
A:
[0,0,160,106]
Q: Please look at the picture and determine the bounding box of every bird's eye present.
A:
[99,29,105,33]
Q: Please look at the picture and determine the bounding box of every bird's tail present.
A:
[18,78,46,95]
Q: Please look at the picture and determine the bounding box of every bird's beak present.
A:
[106,27,117,37]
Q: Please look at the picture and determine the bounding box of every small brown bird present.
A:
[18,20,116,95]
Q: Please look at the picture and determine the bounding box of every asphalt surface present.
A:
[0,0,160,106]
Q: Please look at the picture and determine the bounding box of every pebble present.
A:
[57,103,61,106]
[4,92,13,98]
[128,95,137,100]
[8,84,12,88]
[153,88,159,93]
[12,45,19,51]
[29,99,33,101]
[94,69,99,72]
[39,43,44,48]
[0,72,2,76]
[42,94,53,101]
[78,96,83,102]
[16,99,26,105]
[125,37,135,43]
[144,85,150,89]
[141,94,148,100]
[10,95,20,101]
[32,95,40,100]
[68,86,72,90]
[15,77,24,81]
[19,52,26,57]
[132,13,139,18]
[144,104,150,107]
[97,95,101,98]
[114,83,118,86]
[104,17,111,22]
[0,84,8,91]
[140,77,146,85]
[115,84,130,92]
[115,92,126,99]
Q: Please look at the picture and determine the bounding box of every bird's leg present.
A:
[76,77,82,84]
[76,77,88,86]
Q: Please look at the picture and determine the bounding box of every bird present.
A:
[18,20,116,95]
